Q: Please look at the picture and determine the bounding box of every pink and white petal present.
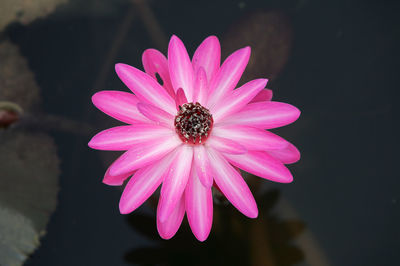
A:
[249,89,273,103]
[224,151,293,183]
[88,124,173,151]
[142,49,175,98]
[157,195,185,240]
[103,166,134,186]
[193,67,208,106]
[207,148,258,218]
[193,145,213,188]
[137,102,174,128]
[207,47,251,109]
[267,142,300,164]
[168,35,194,101]
[115,63,176,114]
[192,35,220,83]
[175,88,188,108]
[109,135,181,176]
[211,79,268,122]
[186,169,213,242]
[221,101,300,129]
[119,152,176,214]
[206,135,247,155]
[158,145,193,222]
[92,91,148,124]
[212,125,288,151]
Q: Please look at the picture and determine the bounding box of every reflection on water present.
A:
[125,186,305,266]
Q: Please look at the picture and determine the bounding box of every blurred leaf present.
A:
[222,10,293,81]
[0,0,68,32]
[0,130,60,266]
[0,205,39,266]
[0,40,40,111]
[0,40,60,265]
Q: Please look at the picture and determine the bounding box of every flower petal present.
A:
[103,166,134,186]
[224,151,293,183]
[192,35,220,83]
[211,79,268,122]
[268,142,300,164]
[115,63,176,114]
[206,135,247,155]
[207,47,251,109]
[137,102,174,128]
[158,145,193,222]
[142,49,175,98]
[221,101,300,129]
[193,67,208,105]
[193,145,213,188]
[207,148,258,218]
[157,195,185,240]
[212,125,288,151]
[186,169,213,242]
[168,35,194,101]
[109,135,181,176]
[175,87,188,108]
[119,152,176,214]
[249,89,273,103]
[88,124,173,151]
[91,91,148,124]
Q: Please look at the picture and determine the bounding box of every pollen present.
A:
[174,102,213,145]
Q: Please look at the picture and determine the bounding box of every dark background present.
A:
[2,0,399,265]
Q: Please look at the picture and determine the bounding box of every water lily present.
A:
[89,35,300,241]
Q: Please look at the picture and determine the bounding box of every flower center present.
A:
[174,102,213,145]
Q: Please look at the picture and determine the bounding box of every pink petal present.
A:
[221,101,300,129]
[268,143,301,164]
[88,124,173,151]
[168,35,194,102]
[186,169,213,242]
[115,63,176,114]
[249,89,273,103]
[119,152,176,214]
[175,88,188,108]
[212,125,288,151]
[211,79,268,123]
[103,166,134,186]
[158,145,193,222]
[109,135,181,176]
[207,47,251,109]
[224,151,293,183]
[193,145,213,188]
[192,35,220,83]
[193,67,208,105]
[157,195,186,240]
[137,102,174,128]
[207,148,258,218]
[142,49,175,98]
[91,91,148,124]
[206,135,247,155]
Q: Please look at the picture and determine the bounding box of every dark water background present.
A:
[1,0,399,265]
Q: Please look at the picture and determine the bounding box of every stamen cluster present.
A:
[174,102,213,144]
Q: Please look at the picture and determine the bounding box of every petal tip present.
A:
[158,229,175,240]
[87,138,96,149]
[102,179,123,186]
[119,201,131,215]
[194,232,210,242]
[247,207,259,219]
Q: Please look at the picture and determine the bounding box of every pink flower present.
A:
[89,35,300,241]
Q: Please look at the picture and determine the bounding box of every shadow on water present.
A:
[124,186,305,266]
